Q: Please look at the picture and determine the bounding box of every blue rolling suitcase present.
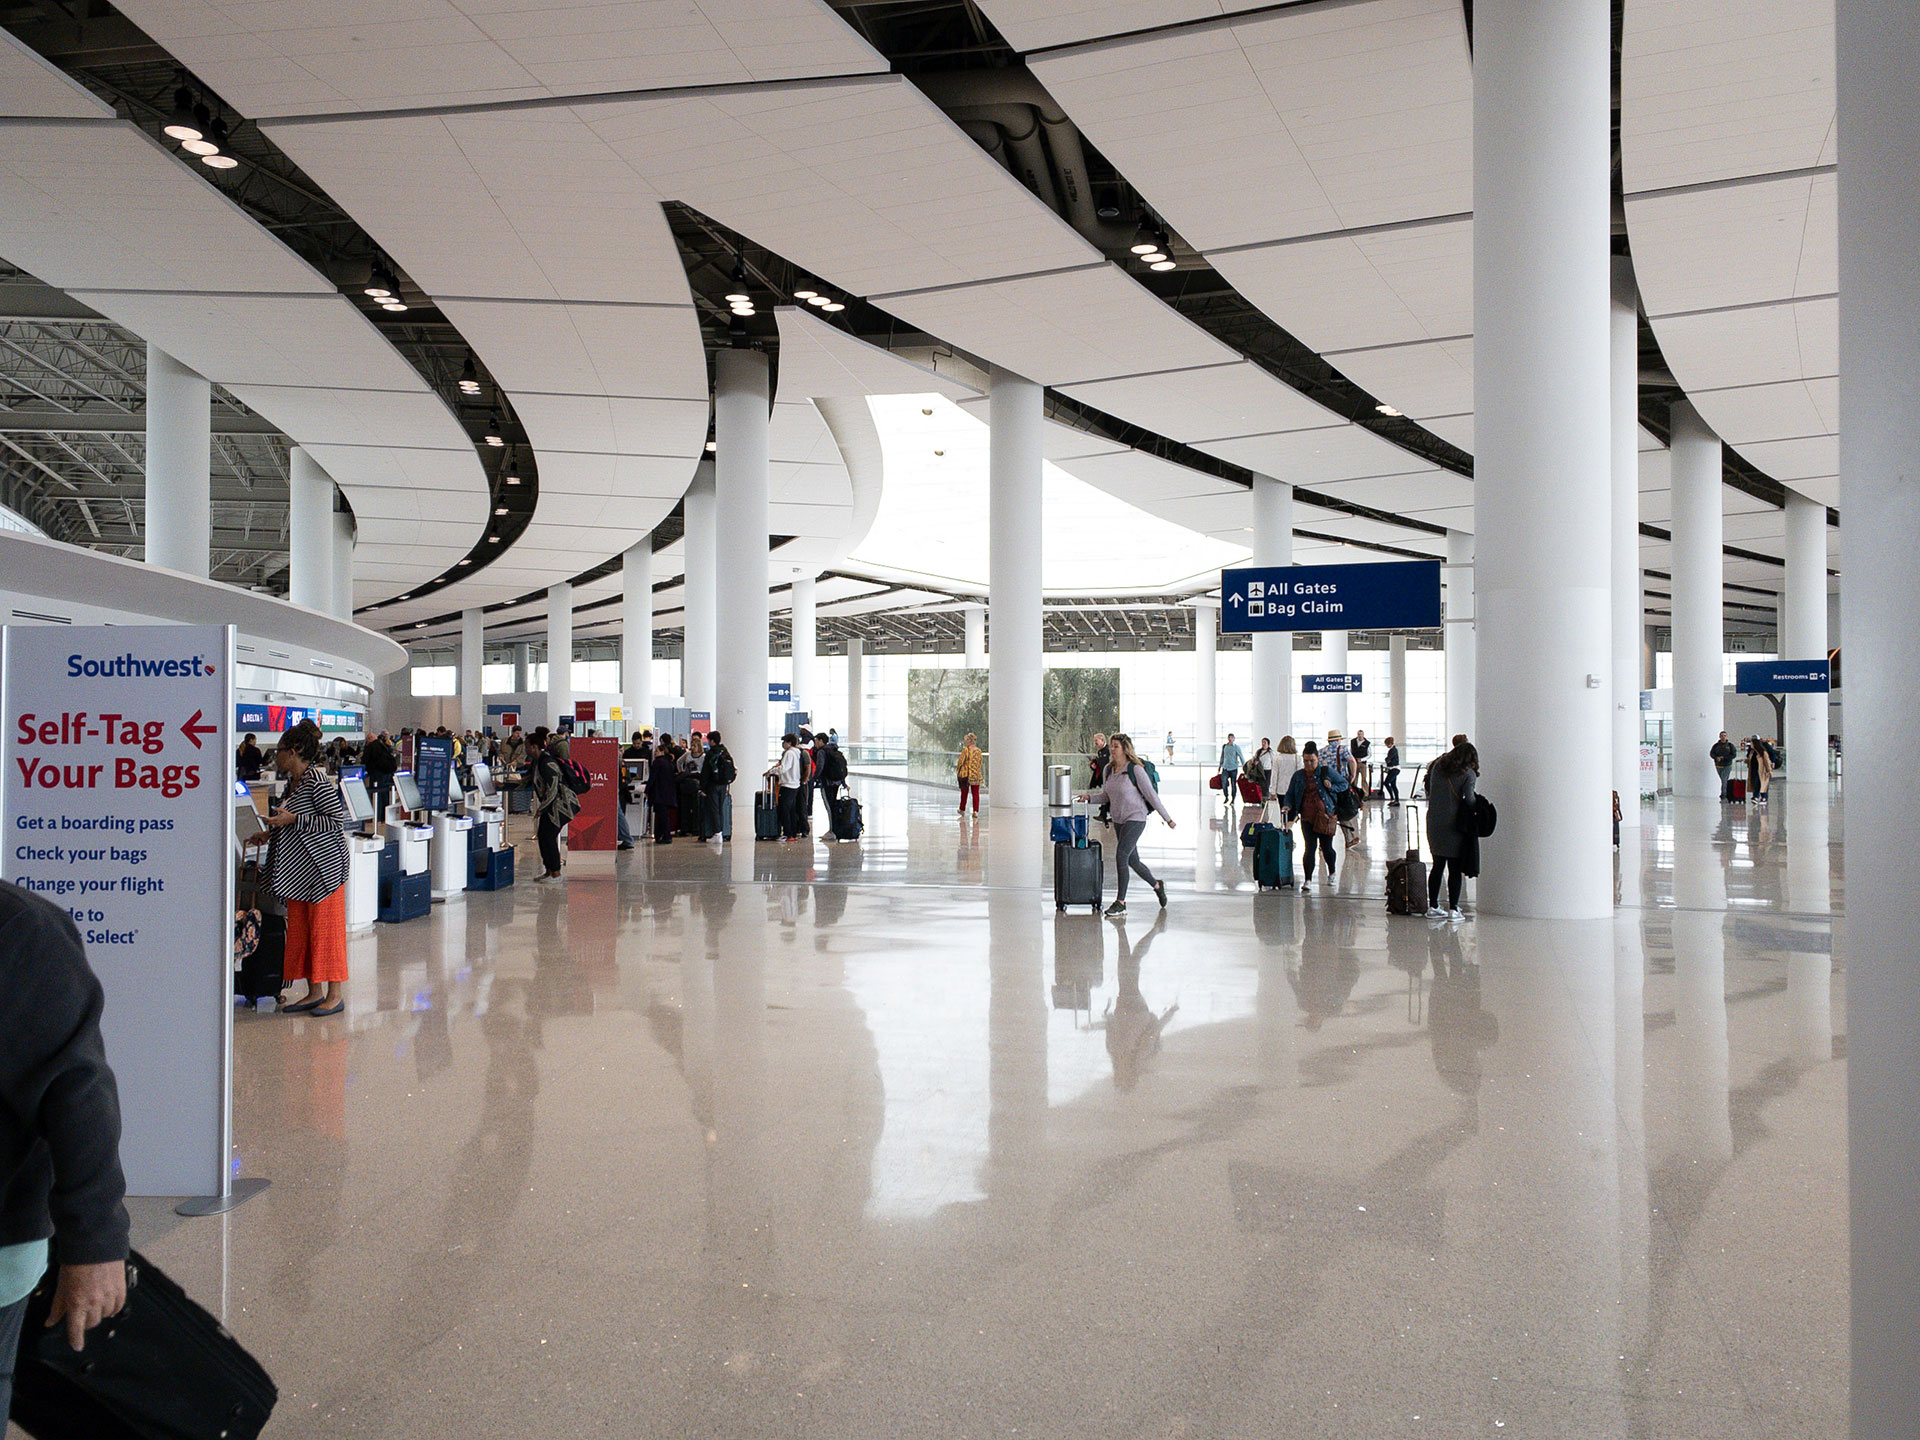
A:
[1254,823,1293,890]
[754,782,781,840]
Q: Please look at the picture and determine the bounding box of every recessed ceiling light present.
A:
[724,291,749,304]
[489,535,501,543]
[1149,259,1176,272]
[1375,403,1401,416]
[933,449,944,457]
[381,300,408,311]
[397,593,411,600]
[705,440,716,452]
[793,287,818,300]
[458,558,472,566]
[505,475,521,485]
[1130,241,1158,256]
[805,294,830,307]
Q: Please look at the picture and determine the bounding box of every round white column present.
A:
[844,637,864,743]
[1781,490,1829,780]
[1388,633,1408,747]
[143,344,210,578]
[622,539,653,740]
[1320,628,1348,737]
[547,583,573,729]
[963,603,986,668]
[1472,0,1613,918]
[1836,4,1920,1421]
[512,642,529,695]
[682,460,718,715]
[789,572,817,719]
[1669,399,1724,799]
[287,447,334,612]
[988,366,1044,810]
[459,609,484,734]
[1192,598,1218,775]
[1444,529,1476,742]
[1611,259,1644,831]
[715,349,771,785]
[1250,473,1293,739]
[330,510,354,620]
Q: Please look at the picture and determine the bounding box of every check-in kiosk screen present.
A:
[469,762,496,798]
[339,777,376,824]
[394,771,423,812]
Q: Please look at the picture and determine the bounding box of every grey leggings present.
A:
[1113,819,1156,901]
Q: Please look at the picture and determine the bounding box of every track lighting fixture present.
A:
[364,265,398,300]
[459,356,481,395]
[820,301,845,312]
[199,116,237,168]
[484,414,504,446]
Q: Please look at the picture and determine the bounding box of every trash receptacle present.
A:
[1048,764,1072,806]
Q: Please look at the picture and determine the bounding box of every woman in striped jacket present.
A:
[246,720,350,1016]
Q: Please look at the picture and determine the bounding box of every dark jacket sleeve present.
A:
[0,890,130,1264]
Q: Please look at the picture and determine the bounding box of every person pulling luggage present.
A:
[1083,733,1176,917]
[1280,742,1341,888]
[1216,733,1244,810]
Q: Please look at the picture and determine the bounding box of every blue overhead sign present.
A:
[1736,659,1830,694]
[1221,559,1442,633]
[769,682,791,703]
[1302,673,1363,694]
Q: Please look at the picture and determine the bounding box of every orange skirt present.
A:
[284,886,348,985]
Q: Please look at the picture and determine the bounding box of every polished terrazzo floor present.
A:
[97,774,1844,1438]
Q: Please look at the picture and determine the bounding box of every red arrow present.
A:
[181,709,218,749]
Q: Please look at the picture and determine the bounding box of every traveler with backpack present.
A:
[957,733,984,815]
[814,733,850,827]
[1322,730,1362,847]
[1424,739,1480,920]
[532,735,587,878]
[1280,743,1341,888]
[699,731,737,841]
[1086,733,1175,917]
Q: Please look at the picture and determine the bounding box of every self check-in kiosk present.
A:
[379,769,432,921]
[335,766,385,931]
[464,761,513,890]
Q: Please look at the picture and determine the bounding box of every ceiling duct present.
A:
[915,68,1135,252]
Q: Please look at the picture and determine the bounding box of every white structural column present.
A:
[1836,2,1920,1426]
[1444,529,1476,742]
[1320,628,1349,737]
[1389,634,1408,747]
[1669,399,1724,798]
[458,609,484,734]
[512,642,529,694]
[988,366,1044,810]
[714,349,771,779]
[1611,260,1644,830]
[1192,598,1218,773]
[682,460,718,715]
[547,583,573,729]
[964,603,986,668]
[1250,474,1293,738]
[1473,0,1613,918]
[286,447,335,612]
[789,573,817,720]
[330,510,354,620]
[1781,491,1829,779]
[622,540,653,738]
[143,344,210,578]
[845,637,864,743]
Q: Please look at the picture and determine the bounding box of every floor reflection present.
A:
[134,776,1845,1437]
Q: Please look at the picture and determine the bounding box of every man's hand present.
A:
[46,1260,127,1351]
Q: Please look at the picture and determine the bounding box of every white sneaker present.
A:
[1448,908,1466,922]
[1425,907,1449,919]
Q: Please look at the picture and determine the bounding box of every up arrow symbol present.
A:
[1228,593,1243,609]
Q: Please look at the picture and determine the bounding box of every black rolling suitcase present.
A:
[754,781,781,840]
[1385,805,1428,915]
[10,1250,278,1440]
[676,773,702,836]
[830,793,864,840]
[1054,840,1103,913]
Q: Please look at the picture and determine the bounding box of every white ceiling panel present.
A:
[575,75,1098,296]
[1197,423,1435,486]
[876,264,1238,386]
[69,290,430,393]
[1730,434,1837,484]
[114,0,886,119]
[301,443,486,497]
[951,405,1131,461]
[1326,337,1473,420]
[1687,378,1837,447]
[1031,0,1471,250]
[1792,476,1839,507]
[534,451,699,500]
[1404,504,1474,534]
[1620,0,1834,193]
[1626,173,1835,318]
[1653,298,1837,392]
[339,485,488,526]
[1,30,115,116]
[222,386,474,453]
[1058,361,1340,443]
[974,0,1266,52]
[770,402,840,465]
[436,298,706,399]
[774,306,980,401]
[1313,470,1473,514]
[771,501,853,536]
[1423,414,1474,453]
[264,108,684,304]
[1055,448,1243,506]
[770,461,852,506]
[507,394,709,459]
[0,122,334,294]
[1207,216,1473,354]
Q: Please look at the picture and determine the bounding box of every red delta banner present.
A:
[567,736,620,851]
